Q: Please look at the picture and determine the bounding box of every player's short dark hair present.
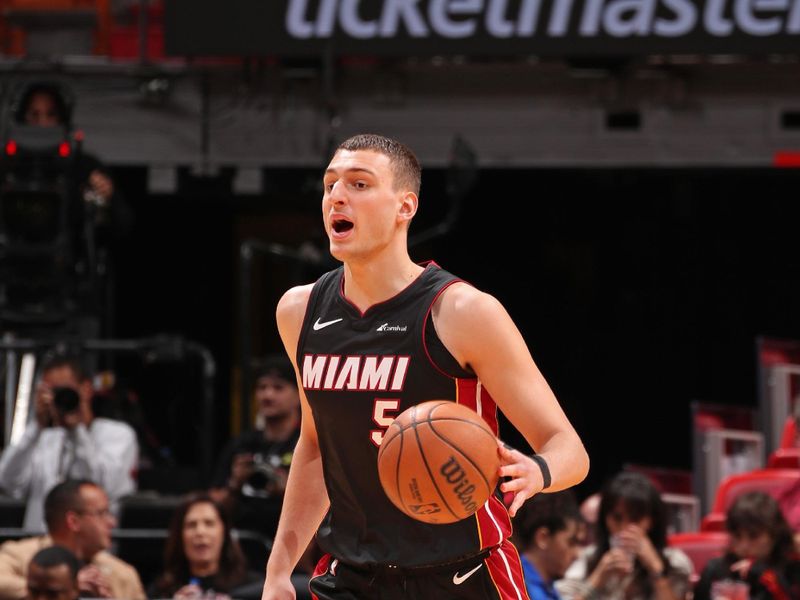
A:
[515,489,580,544]
[40,355,89,383]
[44,479,96,530]
[251,354,296,388]
[30,545,81,579]
[336,134,421,196]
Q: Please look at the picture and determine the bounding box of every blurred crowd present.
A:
[0,349,797,599]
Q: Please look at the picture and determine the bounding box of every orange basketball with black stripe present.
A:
[377,400,500,524]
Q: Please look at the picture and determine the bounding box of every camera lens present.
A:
[52,387,80,413]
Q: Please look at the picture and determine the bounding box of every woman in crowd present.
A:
[694,491,800,600]
[149,493,259,599]
[557,471,692,600]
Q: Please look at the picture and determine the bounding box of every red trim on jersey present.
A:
[421,278,466,379]
[310,553,332,600]
[456,378,500,435]
[484,539,531,600]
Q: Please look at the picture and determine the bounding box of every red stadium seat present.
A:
[768,447,800,469]
[667,531,729,583]
[779,416,797,449]
[700,468,800,531]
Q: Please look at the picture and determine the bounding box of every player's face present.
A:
[27,563,79,600]
[182,502,225,573]
[322,149,415,262]
[255,374,299,420]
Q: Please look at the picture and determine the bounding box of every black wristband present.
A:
[531,454,552,490]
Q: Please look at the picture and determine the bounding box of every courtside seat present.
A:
[778,416,797,449]
[700,468,800,531]
[667,531,729,584]
[0,496,25,528]
[767,447,800,469]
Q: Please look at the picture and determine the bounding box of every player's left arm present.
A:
[434,282,589,516]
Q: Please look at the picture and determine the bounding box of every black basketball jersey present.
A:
[297,262,512,567]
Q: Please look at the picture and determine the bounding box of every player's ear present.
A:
[398,191,417,224]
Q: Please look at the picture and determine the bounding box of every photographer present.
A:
[0,355,138,532]
[210,355,300,540]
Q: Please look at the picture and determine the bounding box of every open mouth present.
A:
[331,218,354,234]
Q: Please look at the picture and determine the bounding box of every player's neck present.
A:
[342,253,423,313]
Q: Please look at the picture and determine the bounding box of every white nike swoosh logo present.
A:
[313,317,343,331]
[452,563,483,585]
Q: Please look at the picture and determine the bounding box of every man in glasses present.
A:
[0,480,145,599]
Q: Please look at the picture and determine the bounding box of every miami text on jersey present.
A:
[302,354,410,391]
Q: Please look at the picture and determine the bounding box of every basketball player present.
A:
[261,134,589,600]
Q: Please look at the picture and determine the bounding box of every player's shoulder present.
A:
[436,280,505,322]
[276,283,314,322]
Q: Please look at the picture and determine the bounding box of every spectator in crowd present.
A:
[557,471,692,600]
[25,546,80,600]
[513,490,583,600]
[777,402,800,546]
[210,355,300,540]
[0,479,145,599]
[694,491,800,600]
[0,355,138,532]
[149,493,259,599]
[579,492,601,547]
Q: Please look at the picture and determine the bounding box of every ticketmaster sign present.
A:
[165,0,800,56]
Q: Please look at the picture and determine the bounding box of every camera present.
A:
[242,453,280,498]
[52,386,80,415]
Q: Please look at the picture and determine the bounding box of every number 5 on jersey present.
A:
[371,399,400,446]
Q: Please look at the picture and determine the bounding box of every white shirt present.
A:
[0,418,138,531]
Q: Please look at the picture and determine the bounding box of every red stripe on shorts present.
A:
[485,539,531,600]
[310,553,332,600]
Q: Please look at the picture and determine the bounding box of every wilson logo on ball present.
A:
[440,456,478,514]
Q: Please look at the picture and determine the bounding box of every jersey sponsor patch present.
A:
[302,354,410,391]
[376,322,408,332]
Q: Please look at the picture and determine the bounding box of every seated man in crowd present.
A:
[210,354,301,541]
[513,490,583,600]
[0,479,145,600]
[25,546,81,600]
[0,355,138,532]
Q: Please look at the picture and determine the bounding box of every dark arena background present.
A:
[1,0,800,595]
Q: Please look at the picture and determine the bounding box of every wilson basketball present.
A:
[377,400,500,524]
